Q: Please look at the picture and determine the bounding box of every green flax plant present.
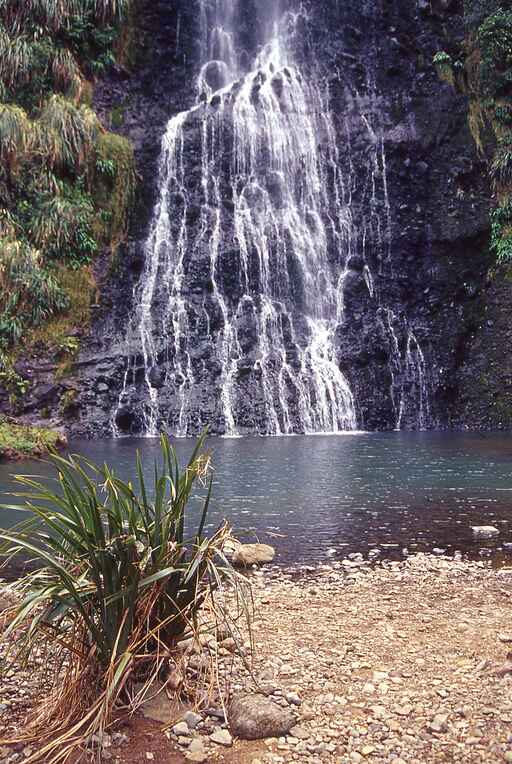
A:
[0,433,250,763]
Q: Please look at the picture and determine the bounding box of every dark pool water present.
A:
[1,432,511,566]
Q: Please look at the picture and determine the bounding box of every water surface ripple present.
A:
[0,432,511,565]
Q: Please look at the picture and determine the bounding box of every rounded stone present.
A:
[232,544,276,567]
[229,693,296,740]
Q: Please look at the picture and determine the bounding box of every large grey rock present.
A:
[229,694,296,740]
[232,544,276,567]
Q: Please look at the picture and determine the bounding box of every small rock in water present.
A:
[433,548,446,555]
[472,526,499,538]
[233,544,276,567]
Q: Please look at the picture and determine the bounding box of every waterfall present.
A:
[111,0,432,437]
[379,309,432,431]
[113,0,358,437]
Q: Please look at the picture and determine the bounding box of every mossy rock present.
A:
[93,131,136,252]
[0,418,66,461]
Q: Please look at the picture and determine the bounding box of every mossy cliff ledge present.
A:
[0,417,66,461]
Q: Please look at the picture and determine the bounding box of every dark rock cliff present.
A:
[19,0,504,435]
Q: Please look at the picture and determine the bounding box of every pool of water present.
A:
[1,432,511,566]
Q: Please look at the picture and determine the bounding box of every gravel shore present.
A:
[1,553,512,763]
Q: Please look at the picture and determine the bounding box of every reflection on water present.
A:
[0,432,511,565]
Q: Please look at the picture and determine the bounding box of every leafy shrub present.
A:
[494,103,512,124]
[0,103,32,175]
[51,47,83,97]
[0,415,62,457]
[0,239,69,346]
[0,435,249,760]
[36,94,100,171]
[490,138,512,187]
[0,0,137,365]
[0,28,37,89]
[461,8,512,268]
[433,51,455,86]
[93,132,136,246]
[478,9,512,97]
[0,0,132,41]
[0,352,29,400]
[490,202,512,262]
[29,182,98,265]
[96,155,116,178]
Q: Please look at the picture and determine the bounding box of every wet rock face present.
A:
[48,0,493,437]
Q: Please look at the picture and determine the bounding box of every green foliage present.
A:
[490,137,512,187]
[456,6,512,268]
[0,435,249,758]
[490,202,512,262]
[59,387,78,415]
[434,48,474,93]
[0,239,69,346]
[0,415,63,458]
[494,103,512,124]
[93,132,136,247]
[95,155,116,178]
[0,352,28,400]
[0,1,133,108]
[1,433,222,666]
[36,94,100,170]
[0,103,32,173]
[56,335,79,355]
[0,0,137,372]
[478,9,512,98]
[28,181,98,266]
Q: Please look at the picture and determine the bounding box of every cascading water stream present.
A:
[113,0,358,437]
[112,0,432,437]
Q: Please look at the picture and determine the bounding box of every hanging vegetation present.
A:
[433,4,512,264]
[0,0,137,392]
